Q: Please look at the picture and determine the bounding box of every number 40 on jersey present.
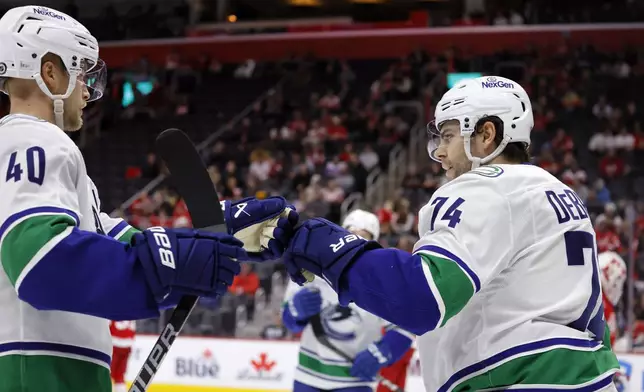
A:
[5,146,46,185]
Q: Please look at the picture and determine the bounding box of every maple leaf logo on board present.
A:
[237,352,282,381]
[251,353,276,371]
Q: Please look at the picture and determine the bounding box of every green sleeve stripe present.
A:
[451,343,618,390]
[1,214,76,287]
[114,227,139,244]
[419,253,475,327]
[299,351,353,378]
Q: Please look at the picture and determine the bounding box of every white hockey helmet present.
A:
[342,209,380,241]
[0,6,106,129]
[598,251,627,305]
[427,76,534,169]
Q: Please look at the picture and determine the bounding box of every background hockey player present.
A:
[377,339,415,392]
[0,6,298,392]
[599,251,629,391]
[600,251,627,346]
[282,209,413,392]
[282,76,620,391]
[109,320,136,392]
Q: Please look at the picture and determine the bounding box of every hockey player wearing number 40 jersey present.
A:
[0,6,298,392]
[283,76,620,391]
[282,209,414,392]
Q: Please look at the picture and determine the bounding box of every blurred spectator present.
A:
[537,147,560,175]
[318,89,341,111]
[141,152,161,179]
[402,164,423,190]
[597,202,624,230]
[595,216,624,254]
[551,128,574,154]
[396,236,416,252]
[234,60,257,79]
[561,156,588,186]
[391,199,415,236]
[359,144,380,171]
[594,179,612,205]
[228,264,260,321]
[334,163,356,192]
[593,95,614,119]
[321,179,345,204]
[614,128,635,151]
[260,311,290,340]
[599,149,626,179]
[249,149,273,182]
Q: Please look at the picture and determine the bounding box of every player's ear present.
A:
[40,53,66,95]
[480,121,497,151]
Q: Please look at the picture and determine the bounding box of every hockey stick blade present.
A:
[129,129,226,392]
[309,314,403,392]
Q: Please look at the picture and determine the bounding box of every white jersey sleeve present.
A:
[83,178,137,243]
[99,212,137,242]
[414,172,513,327]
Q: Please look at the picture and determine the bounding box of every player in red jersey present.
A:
[110,320,136,392]
[599,251,626,346]
[377,339,415,392]
[598,251,628,390]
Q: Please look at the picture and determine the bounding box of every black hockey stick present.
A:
[309,314,404,392]
[128,129,227,392]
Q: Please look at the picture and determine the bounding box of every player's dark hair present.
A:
[475,116,530,163]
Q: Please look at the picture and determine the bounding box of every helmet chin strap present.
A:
[35,73,77,131]
[463,133,511,170]
[53,98,64,129]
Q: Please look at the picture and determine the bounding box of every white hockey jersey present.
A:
[283,278,413,390]
[0,115,137,391]
[413,164,619,391]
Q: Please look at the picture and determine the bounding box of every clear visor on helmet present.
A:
[426,119,451,162]
[76,58,107,102]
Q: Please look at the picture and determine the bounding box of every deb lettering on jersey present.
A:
[545,189,589,223]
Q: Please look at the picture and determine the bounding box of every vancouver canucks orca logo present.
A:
[320,304,362,341]
[470,165,504,178]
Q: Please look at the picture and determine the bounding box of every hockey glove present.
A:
[133,227,246,302]
[289,287,323,321]
[614,369,629,392]
[283,218,381,289]
[222,197,299,262]
[350,342,392,381]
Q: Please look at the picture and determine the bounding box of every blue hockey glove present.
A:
[222,197,299,262]
[288,287,322,321]
[350,342,392,381]
[283,218,381,289]
[133,227,246,302]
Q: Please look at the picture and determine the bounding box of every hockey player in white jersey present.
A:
[0,6,297,392]
[282,75,620,391]
[282,209,413,392]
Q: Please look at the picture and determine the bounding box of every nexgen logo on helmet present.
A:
[0,5,106,129]
[481,76,515,89]
[427,75,534,170]
[32,7,66,21]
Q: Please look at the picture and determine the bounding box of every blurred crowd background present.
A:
[1,0,644,346]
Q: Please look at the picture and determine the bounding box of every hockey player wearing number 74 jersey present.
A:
[283,76,620,391]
